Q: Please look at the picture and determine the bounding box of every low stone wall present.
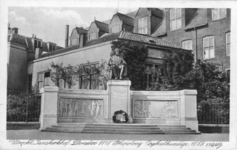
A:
[132,90,198,131]
[39,83,198,131]
[57,88,108,123]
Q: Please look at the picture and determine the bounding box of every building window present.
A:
[203,36,215,59]
[49,44,56,52]
[112,25,120,33]
[226,32,230,56]
[170,8,182,31]
[34,40,42,50]
[89,32,96,41]
[212,8,226,20]
[138,17,148,34]
[38,71,50,92]
[182,40,193,50]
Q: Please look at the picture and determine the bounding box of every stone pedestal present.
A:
[39,86,59,130]
[107,80,131,123]
[180,90,198,131]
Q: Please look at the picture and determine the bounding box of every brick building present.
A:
[7,7,231,93]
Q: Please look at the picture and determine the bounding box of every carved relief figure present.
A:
[59,99,103,118]
[134,101,151,118]
[95,100,101,117]
[160,101,177,118]
[90,100,97,116]
[108,48,127,80]
[81,100,86,116]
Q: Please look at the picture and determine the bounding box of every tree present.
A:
[49,62,64,86]
[158,50,194,90]
[62,64,77,88]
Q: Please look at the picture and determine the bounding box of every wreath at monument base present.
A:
[112,110,129,123]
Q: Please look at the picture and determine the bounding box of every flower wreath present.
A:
[112,110,129,123]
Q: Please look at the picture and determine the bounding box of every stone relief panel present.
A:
[59,98,103,118]
[134,100,178,118]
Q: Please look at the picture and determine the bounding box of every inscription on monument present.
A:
[59,98,103,118]
[112,87,127,97]
[134,100,178,118]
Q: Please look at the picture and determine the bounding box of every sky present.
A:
[8,7,138,47]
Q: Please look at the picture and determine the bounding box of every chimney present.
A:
[8,22,11,30]
[35,48,42,59]
[65,25,69,48]
[12,27,18,34]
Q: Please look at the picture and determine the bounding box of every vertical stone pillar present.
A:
[39,86,59,130]
[107,80,131,123]
[180,90,199,131]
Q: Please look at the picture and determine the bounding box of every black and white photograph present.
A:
[0,0,236,149]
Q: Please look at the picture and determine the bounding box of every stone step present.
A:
[42,128,83,133]
[82,128,162,132]
[81,130,164,134]
[43,123,199,134]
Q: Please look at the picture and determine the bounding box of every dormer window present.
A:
[89,32,96,41]
[138,17,148,34]
[47,42,56,52]
[212,8,226,20]
[170,8,182,31]
[50,44,56,52]
[34,39,42,50]
[112,25,120,33]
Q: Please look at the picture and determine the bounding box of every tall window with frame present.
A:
[226,32,230,56]
[37,71,50,92]
[138,17,148,34]
[112,25,120,33]
[170,8,182,31]
[212,8,226,20]
[182,40,193,50]
[203,36,215,59]
[89,32,96,41]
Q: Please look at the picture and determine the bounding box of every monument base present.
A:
[107,80,132,122]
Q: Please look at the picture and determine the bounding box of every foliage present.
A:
[7,92,40,122]
[49,60,110,89]
[49,62,64,86]
[197,100,229,124]
[158,50,194,90]
[111,40,148,90]
[181,60,229,103]
[62,64,77,88]
[156,52,230,123]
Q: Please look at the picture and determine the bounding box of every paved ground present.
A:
[7,130,229,141]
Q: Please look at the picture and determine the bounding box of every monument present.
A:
[107,48,131,123]
[108,48,127,80]
[39,47,199,132]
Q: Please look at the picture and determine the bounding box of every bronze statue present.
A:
[108,48,127,80]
